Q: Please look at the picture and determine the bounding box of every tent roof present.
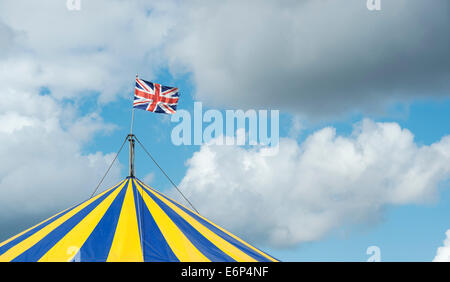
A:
[0,177,277,262]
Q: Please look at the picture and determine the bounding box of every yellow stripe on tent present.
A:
[0,181,123,262]
[135,181,209,262]
[135,180,256,262]
[38,180,128,262]
[136,179,278,262]
[107,180,143,262]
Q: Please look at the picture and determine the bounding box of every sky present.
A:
[0,0,449,262]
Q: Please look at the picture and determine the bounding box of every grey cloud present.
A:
[3,0,447,119]
[167,0,450,118]
[0,21,15,57]
[0,0,175,101]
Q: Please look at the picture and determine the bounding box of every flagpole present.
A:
[130,74,137,135]
[131,74,142,256]
[130,108,135,135]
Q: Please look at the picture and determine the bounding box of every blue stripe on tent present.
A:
[77,182,128,262]
[132,181,178,262]
[12,187,118,262]
[0,205,79,256]
[137,179,276,262]
[142,188,235,262]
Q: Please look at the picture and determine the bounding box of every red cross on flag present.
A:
[133,77,179,114]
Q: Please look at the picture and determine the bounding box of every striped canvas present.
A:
[0,178,278,262]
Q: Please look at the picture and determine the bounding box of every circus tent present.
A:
[0,170,277,262]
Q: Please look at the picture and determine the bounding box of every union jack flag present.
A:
[133,78,179,114]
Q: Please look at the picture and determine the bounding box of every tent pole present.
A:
[128,134,135,177]
[128,74,138,178]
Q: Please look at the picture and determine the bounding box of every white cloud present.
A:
[143,172,155,184]
[433,230,450,262]
[289,115,304,139]
[174,120,450,247]
[0,0,176,102]
[0,89,122,239]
